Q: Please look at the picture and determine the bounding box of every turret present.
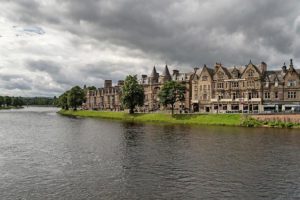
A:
[149,66,159,84]
[159,65,171,83]
[104,80,112,88]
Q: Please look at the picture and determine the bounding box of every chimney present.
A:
[104,80,112,88]
[172,70,179,76]
[260,62,267,74]
[290,58,294,68]
[117,80,124,86]
[282,63,287,73]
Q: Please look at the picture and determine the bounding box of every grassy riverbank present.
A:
[58,110,242,126]
[58,110,300,128]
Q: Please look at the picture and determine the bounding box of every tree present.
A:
[87,86,97,91]
[58,91,69,110]
[0,96,3,107]
[67,86,85,110]
[121,75,144,114]
[12,97,24,107]
[158,81,186,115]
[4,96,12,107]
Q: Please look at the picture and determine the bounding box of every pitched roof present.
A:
[162,65,171,77]
[150,66,159,77]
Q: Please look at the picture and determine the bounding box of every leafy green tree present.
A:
[67,86,85,110]
[0,96,4,107]
[12,97,24,107]
[4,96,12,107]
[121,75,144,114]
[158,81,186,115]
[87,86,97,90]
[58,91,69,110]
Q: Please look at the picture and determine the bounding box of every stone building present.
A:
[192,59,300,113]
[85,80,124,110]
[139,65,193,112]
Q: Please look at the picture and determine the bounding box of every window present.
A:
[248,93,252,100]
[200,85,202,91]
[248,70,254,77]
[232,93,237,100]
[217,82,224,89]
[203,85,207,90]
[264,92,270,99]
[203,94,207,100]
[288,91,296,99]
[232,82,239,88]
[232,70,239,78]
[265,81,269,87]
[288,80,296,87]
[275,92,278,99]
[202,76,208,81]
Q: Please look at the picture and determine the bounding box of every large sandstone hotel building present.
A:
[85,59,300,113]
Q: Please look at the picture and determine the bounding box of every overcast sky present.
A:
[1,0,300,97]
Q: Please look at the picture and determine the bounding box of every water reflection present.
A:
[0,107,299,199]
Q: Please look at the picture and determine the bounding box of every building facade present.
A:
[139,65,193,112]
[84,80,124,111]
[85,59,300,113]
[192,59,300,113]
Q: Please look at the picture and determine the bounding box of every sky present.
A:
[1,0,300,97]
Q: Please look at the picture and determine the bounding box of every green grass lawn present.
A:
[58,110,243,126]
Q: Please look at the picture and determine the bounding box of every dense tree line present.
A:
[0,96,58,108]
[0,96,25,108]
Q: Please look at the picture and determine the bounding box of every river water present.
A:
[0,107,299,199]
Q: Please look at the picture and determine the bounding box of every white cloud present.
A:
[0,0,300,96]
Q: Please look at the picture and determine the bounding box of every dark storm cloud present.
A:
[0,74,32,90]
[6,0,300,66]
[26,60,60,75]
[2,0,300,96]
[59,0,300,65]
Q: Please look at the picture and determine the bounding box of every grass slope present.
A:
[58,110,242,126]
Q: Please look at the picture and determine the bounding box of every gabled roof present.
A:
[162,65,171,77]
[215,65,232,79]
[264,70,284,82]
[241,61,262,77]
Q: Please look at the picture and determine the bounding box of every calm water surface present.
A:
[0,107,299,199]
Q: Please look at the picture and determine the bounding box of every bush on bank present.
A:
[242,116,300,128]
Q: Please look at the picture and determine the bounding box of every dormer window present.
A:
[265,81,269,87]
[288,80,296,87]
[232,69,239,79]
